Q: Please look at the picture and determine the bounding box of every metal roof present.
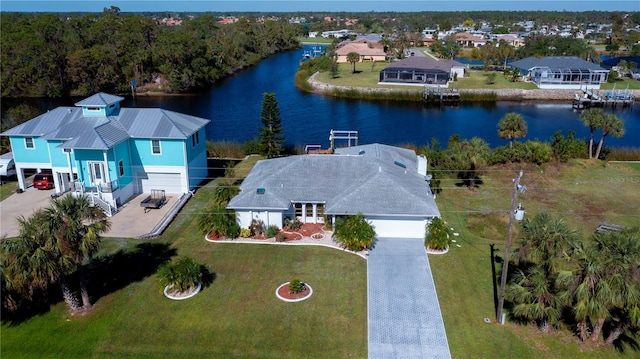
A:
[74,92,124,107]
[508,56,607,71]
[227,144,440,218]
[1,94,210,150]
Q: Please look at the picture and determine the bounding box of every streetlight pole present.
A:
[496,170,523,324]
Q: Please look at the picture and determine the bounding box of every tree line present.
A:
[0,11,301,97]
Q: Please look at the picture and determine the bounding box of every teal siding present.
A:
[73,149,104,183]
[187,129,208,189]
[131,138,185,166]
[113,140,133,188]
[49,141,69,167]
[9,137,50,164]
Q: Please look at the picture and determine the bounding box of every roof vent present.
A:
[256,188,265,195]
[359,150,365,155]
[394,161,406,169]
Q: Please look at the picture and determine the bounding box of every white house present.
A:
[227,144,441,238]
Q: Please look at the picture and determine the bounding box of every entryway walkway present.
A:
[368,237,451,359]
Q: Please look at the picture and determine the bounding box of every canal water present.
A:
[3,45,638,148]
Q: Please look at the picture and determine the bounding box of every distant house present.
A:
[1,93,210,214]
[455,32,486,47]
[508,56,609,89]
[227,143,440,238]
[379,57,465,86]
[335,41,387,63]
[494,35,524,48]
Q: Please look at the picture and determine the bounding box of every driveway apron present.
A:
[368,237,451,359]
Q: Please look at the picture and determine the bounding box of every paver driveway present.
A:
[368,237,451,359]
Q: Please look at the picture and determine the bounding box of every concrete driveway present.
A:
[368,237,451,359]
[1,189,177,239]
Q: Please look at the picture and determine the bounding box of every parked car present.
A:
[33,171,54,190]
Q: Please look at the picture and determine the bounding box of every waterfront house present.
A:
[335,41,387,63]
[455,32,486,47]
[1,93,210,214]
[508,56,609,89]
[379,57,465,86]
[227,143,440,238]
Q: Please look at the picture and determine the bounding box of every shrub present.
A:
[289,279,305,293]
[265,225,280,238]
[249,219,265,236]
[550,130,588,162]
[240,228,251,238]
[425,217,453,251]
[198,205,237,237]
[242,138,262,155]
[206,141,245,158]
[333,213,376,251]
[157,256,203,292]
[227,223,241,239]
[277,233,286,242]
[284,217,302,230]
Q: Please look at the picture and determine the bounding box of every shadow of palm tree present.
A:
[86,242,177,303]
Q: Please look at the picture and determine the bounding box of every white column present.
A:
[302,203,307,223]
[103,151,111,191]
[312,204,318,224]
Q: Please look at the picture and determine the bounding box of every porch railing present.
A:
[72,181,117,217]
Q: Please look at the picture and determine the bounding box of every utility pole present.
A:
[496,170,523,324]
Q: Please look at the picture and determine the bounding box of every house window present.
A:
[191,131,200,147]
[87,107,100,111]
[25,137,34,149]
[151,140,161,155]
[118,160,125,176]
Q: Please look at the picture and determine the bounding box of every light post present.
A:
[496,170,524,324]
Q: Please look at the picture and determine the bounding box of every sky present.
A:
[1,0,638,13]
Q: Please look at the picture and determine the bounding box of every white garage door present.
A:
[368,217,426,238]
[138,172,183,194]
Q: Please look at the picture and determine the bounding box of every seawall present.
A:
[307,72,640,101]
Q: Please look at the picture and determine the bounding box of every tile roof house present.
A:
[379,57,465,86]
[1,93,210,214]
[227,144,440,238]
[455,32,486,47]
[335,41,387,63]
[508,56,609,89]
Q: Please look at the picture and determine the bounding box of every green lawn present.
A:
[2,158,639,358]
[430,159,640,359]
[1,175,367,359]
[0,180,17,201]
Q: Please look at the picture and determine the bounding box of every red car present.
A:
[33,172,54,190]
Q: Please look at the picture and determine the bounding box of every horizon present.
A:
[1,1,638,13]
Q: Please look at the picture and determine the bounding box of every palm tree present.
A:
[593,113,625,160]
[333,213,375,251]
[44,195,110,310]
[506,266,562,332]
[445,137,490,190]
[1,210,80,311]
[498,112,527,148]
[579,108,606,159]
[346,52,360,73]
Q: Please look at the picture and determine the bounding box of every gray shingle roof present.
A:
[508,56,606,71]
[381,57,464,72]
[1,94,210,150]
[228,144,440,218]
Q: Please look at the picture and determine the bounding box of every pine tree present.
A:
[259,92,284,158]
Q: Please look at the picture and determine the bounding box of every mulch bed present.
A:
[277,284,311,300]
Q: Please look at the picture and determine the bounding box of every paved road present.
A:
[368,237,451,359]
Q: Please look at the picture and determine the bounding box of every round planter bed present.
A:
[275,282,313,302]
[164,282,202,300]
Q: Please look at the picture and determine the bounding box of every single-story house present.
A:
[508,56,609,89]
[227,143,440,239]
[455,32,486,47]
[1,93,210,214]
[379,57,465,86]
[493,35,524,48]
[335,42,387,63]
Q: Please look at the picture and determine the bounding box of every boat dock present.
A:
[572,88,636,110]
[424,87,460,106]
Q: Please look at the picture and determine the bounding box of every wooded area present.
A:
[0,11,301,97]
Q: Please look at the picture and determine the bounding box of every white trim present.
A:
[24,137,35,149]
[151,139,162,155]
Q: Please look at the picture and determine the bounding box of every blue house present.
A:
[1,93,210,214]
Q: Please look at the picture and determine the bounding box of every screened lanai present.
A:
[508,56,609,89]
[530,67,608,87]
[379,57,465,86]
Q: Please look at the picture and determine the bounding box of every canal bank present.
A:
[306,72,640,102]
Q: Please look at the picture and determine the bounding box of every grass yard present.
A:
[430,159,640,358]
[1,175,367,359]
[0,180,17,201]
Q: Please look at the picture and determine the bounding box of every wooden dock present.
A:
[572,89,636,110]
[424,87,460,106]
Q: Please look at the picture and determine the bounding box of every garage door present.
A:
[367,217,426,238]
[137,172,183,194]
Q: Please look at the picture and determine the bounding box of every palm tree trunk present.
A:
[591,317,605,342]
[60,276,80,311]
[78,265,92,309]
[594,134,606,160]
[588,130,594,159]
[577,319,589,341]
